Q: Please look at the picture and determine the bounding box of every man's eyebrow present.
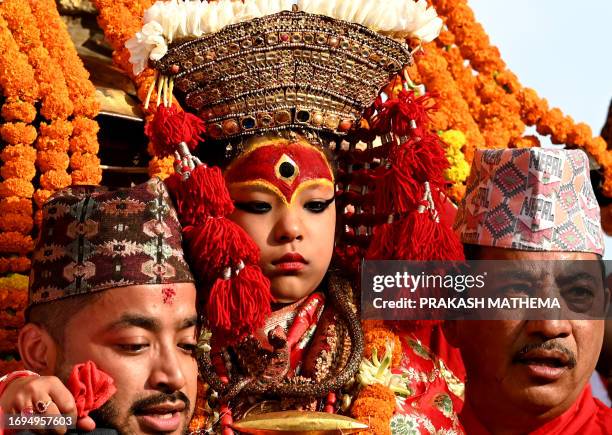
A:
[105,314,161,333]
[556,272,600,287]
[493,269,537,281]
[178,315,198,330]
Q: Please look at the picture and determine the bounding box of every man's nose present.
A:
[273,209,303,243]
[524,320,572,340]
[148,347,187,393]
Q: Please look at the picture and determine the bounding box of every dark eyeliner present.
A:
[305,196,335,213]
[234,201,272,214]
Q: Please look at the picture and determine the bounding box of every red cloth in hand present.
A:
[67,361,116,418]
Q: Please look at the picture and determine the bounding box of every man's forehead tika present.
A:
[225,141,334,205]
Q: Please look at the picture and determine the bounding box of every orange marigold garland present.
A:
[28,0,102,187]
[93,0,191,179]
[0,0,73,121]
[351,384,396,435]
[0,14,38,265]
[432,0,612,196]
[70,116,103,185]
[28,0,98,118]
[417,43,484,164]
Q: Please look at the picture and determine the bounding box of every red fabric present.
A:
[66,361,116,418]
[460,385,612,434]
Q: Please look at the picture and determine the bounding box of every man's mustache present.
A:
[513,341,577,369]
[130,390,191,415]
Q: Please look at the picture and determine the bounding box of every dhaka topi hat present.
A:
[29,178,194,308]
[454,148,604,255]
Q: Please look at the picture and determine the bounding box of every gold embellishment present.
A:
[154,10,412,140]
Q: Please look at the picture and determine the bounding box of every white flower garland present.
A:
[126,0,443,75]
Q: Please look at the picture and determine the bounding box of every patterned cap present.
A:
[454,148,604,255]
[29,178,194,308]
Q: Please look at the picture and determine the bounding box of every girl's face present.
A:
[225,138,336,303]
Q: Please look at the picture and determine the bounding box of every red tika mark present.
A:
[162,287,176,305]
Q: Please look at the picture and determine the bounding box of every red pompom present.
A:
[145,105,206,156]
[183,217,260,283]
[166,165,234,226]
[207,265,272,344]
[372,90,436,137]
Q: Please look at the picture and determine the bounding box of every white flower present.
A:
[125,21,167,75]
[409,0,443,42]
[333,0,360,23]
[237,0,263,21]
[357,340,412,397]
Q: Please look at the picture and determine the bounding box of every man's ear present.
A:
[442,320,461,348]
[17,323,59,375]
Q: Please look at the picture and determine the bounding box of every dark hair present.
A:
[27,293,102,346]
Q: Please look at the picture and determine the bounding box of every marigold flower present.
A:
[0,214,33,234]
[71,116,99,137]
[39,170,72,191]
[36,137,70,153]
[1,0,73,121]
[567,123,593,147]
[363,328,402,368]
[148,155,175,180]
[1,145,36,164]
[0,160,36,181]
[510,135,541,149]
[0,178,35,198]
[0,197,32,216]
[71,166,103,185]
[69,133,100,154]
[0,231,34,255]
[33,189,53,209]
[37,150,70,172]
[0,123,37,146]
[29,0,99,118]
[70,152,101,170]
[352,396,394,421]
[0,256,30,274]
[40,120,73,140]
[1,99,37,123]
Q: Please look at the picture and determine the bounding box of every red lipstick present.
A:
[272,253,307,272]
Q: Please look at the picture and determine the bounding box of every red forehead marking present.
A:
[225,142,334,204]
[162,287,176,305]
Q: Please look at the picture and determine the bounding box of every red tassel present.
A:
[365,222,395,260]
[375,134,448,215]
[207,265,272,344]
[165,163,273,342]
[166,165,234,226]
[145,105,206,156]
[371,90,436,137]
[183,217,259,283]
[394,209,464,261]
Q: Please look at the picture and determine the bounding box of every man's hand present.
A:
[0,375,95,433]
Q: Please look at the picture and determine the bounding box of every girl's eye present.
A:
[234,201,272,214]
[179,343,198,354]
[304,197,335,213]
[117,343,149,353]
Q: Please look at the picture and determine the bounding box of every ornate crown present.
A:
[152,8,413,139]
